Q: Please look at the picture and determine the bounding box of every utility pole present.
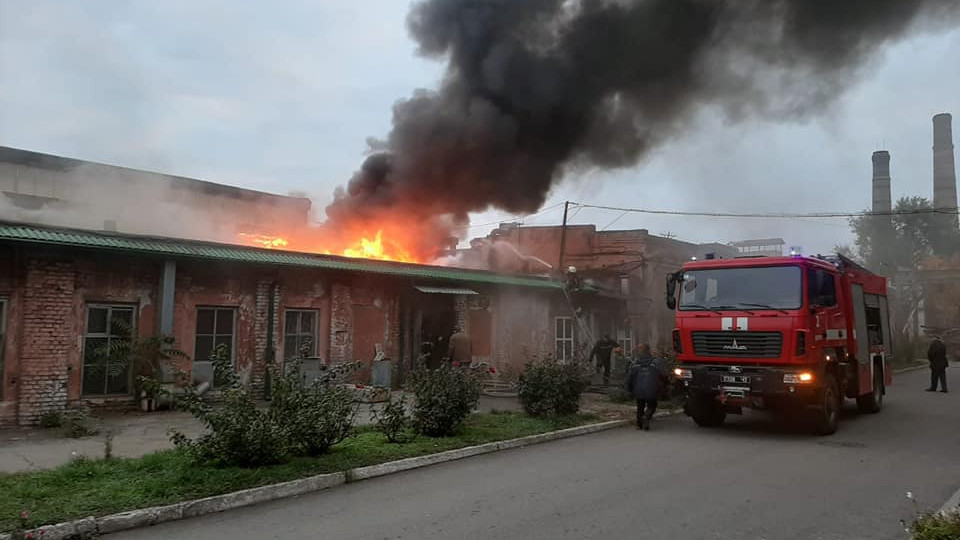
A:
[557,201,570,276]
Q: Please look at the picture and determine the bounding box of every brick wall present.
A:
[329,284,352,364]
[17,258,76,425]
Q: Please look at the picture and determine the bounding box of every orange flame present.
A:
[240,233,289,249]
[238,229,422,263]
[341,230,416,263]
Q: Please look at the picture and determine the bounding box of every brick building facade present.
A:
[0,223,616,426]
[461,224,736,354]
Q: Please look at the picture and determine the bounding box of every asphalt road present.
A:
[114,368,959,540]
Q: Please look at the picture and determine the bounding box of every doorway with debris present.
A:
[416,293,458,369]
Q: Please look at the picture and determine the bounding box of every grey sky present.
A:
[1,1,958,255]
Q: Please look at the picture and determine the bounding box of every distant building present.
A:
[0,146,311,241]
[730,238,786,258]
[463,224,737,354]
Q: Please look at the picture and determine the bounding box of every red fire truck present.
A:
[666,253,892,435]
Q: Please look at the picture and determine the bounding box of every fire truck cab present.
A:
[666,253,891,435]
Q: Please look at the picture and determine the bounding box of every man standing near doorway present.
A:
[448,326,473,367]
[927,335,949,393]
[590,334,620,384]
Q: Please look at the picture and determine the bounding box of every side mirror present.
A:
[665,272,680,310]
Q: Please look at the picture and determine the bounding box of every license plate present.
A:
[722,388,747,399]
[722,375,750,384]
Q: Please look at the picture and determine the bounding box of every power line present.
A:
[451,201,566,232]
[570,203,960,219]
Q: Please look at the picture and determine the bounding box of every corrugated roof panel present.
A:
[414,286,479,295]
[0,223,562,289]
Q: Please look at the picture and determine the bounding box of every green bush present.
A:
[910,510,960,540]
[271,360,358,456]
[38,411,63,429]
[409,363,481,437]
[61,407,98,438]
[171,345,291,467]
[373,395,413,443]
[517,358,588,417]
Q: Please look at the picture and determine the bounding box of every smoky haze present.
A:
[327,0,960,249]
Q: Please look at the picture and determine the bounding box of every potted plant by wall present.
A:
[135,375,164,412]
[92,319,187,412]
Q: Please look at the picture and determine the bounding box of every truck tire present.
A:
[690,394,726,428]
[856,365,884,414]
[813,374,840,436]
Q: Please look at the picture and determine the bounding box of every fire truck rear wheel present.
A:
[813,374,840,436]
[690,394,726,428]
[856,364,884,414]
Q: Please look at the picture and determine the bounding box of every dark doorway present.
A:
[418,294,457,369]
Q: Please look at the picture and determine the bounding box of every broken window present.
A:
[82,304,135,396]
[194,307,236,386]
[555,317,575,361]
[284,309,318,360]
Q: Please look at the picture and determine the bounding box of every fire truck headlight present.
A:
[674,368,693,379]
[783,372,814,384]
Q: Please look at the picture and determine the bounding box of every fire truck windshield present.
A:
[679,265,803,311]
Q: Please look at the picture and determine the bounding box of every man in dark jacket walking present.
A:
[626,344,666,430]
[590,334,620,384]
[927,336,949,393]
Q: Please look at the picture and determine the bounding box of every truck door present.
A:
[878,295,893,385]
[850,284,871,395]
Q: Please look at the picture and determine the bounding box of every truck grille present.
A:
[691,331,783,358]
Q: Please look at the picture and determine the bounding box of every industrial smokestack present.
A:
[933,113,958,224]
[872,151,892,214]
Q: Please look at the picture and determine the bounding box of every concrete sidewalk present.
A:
[0,395,525,474]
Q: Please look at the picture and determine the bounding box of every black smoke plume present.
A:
[326,0,960,253]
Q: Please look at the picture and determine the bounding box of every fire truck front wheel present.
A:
[812,374,840,436]
[689,393,726,428]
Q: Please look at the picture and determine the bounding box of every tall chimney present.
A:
[871,150,892,214]
[933,113,958,224]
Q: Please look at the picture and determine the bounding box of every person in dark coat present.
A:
[927,336,949,393]
[590,334,619,384]
[626,344,666,430]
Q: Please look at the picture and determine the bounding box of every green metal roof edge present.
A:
[0,223,562,290]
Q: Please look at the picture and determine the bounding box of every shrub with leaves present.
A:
[910,510,960,540]
[270,359,359,456]
[171,344,291,467]
[374,395,413,443]
[517,357,589,417]
[61,407,99,438]
[408,363,481,437]
[38,411,63,429]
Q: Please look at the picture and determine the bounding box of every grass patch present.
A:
[910,510,960,539]
[0,412,595,532]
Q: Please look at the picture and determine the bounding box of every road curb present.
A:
[1,420,630,539]
[940,485,960,514]
[894,364,928,374]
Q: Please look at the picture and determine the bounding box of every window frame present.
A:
[283,309,319,360]
[193,307,238,387]
[554,316,575,362]
[81,303,137,397]
[0,298,6,400]
[617,325,634,356]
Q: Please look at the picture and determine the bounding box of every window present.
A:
[284,310,318,359]
[555,317,575,361]
[617,325,634,355]
[194,308,236,386]
[807,268,837,307]
[680,266,803,311]
[619,276,631,296]
[0,298,6,400]
[82,305,135,396]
